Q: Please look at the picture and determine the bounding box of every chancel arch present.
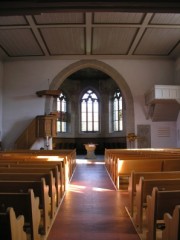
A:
[45,60,134,148]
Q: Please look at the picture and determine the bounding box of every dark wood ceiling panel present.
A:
[0,16,28,26]
[34,12,85,24]
[92,27,137,54]
[93,12,144,24]
[134,28,180,56]
[151,13,180,25]
[40,27,85,55]
[0,10,179,60]
[0,29,43,56]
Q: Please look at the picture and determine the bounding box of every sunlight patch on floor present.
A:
[92,187,114,192]
[68,184,86,193]
[68,183,114,193]
[76,159,105,165]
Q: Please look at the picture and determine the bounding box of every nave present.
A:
[47,156,140,240]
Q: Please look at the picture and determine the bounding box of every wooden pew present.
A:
[11,161,65,198]
[0,149,76,179]
[135,177,180,232]
[0,207,27,240]
[0,151,72,191]
[0,159,66,202]
[162,205,180,240]
[0,189,41,240]
[0,160,66,197]
[105,148,180,189]
[163,159,180,171]
[0,172,56,219]
[128,171,180,216]
[115,159,163,189]
[0,179,50,235]
[146,187,180,240]
[0,166,61,207]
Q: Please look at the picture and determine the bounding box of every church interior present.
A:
[0,1,180,240]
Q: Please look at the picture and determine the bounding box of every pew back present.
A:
[146,187,180,240]
[128,171,180,216]
[0,189,41,240]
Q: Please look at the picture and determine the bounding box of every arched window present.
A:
[81,89,99,132]
[113,89,123,131]
[57,92,67,132]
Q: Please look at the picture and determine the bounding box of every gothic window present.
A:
[81,89,99,132]
[57,92,67,132]
[113,89,123,131]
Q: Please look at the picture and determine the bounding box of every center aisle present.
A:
[47,158,140,240]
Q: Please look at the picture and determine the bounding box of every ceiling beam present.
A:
[85,12,92,55]
[128,13,153,55]
[0,1,180,16]
[25,15,49,56]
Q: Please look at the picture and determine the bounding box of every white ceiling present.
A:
[0,11,180,60]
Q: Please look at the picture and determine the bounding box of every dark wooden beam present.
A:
[0,1,180,15]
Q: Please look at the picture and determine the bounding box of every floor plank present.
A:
[47,156,140,240]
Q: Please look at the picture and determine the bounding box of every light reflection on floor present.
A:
[76,159,105,164]
[76,155,105,165]
[68,183,114,193]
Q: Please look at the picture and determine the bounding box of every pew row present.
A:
[128,171,180,216]
[0,149,77,240]
[0,189,41,240]
[162,205,180,240]
[115,159,163,189]
[0,207,27,240]
[0,179,50,235]
[0,149,76,182]
[135,177,180,232]
[0,172,56,219]
[0,166,61,207]
[1,160,66,195]
[146,187,180,240]
[0,149,76,191]
[105,148,180,190]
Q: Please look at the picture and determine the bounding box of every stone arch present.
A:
[45,59,134,138]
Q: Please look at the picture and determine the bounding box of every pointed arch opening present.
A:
[46,60,134,148]
[80,88,99,132]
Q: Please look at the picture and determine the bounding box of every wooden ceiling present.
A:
[0,1,180,61]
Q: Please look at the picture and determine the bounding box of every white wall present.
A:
[105,59,177,147]
[175,58,180,148]
[2,58,178,149]
[2,59,75,149]
[0,61,3,144]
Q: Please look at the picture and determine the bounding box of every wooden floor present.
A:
[47,156,141,240]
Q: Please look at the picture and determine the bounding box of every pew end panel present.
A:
[135,177,180,233]
[0,207,27,240]
[162,205,180,240]
[0,189,41,240]
[128,171,180,218]
[146,187,180,240]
